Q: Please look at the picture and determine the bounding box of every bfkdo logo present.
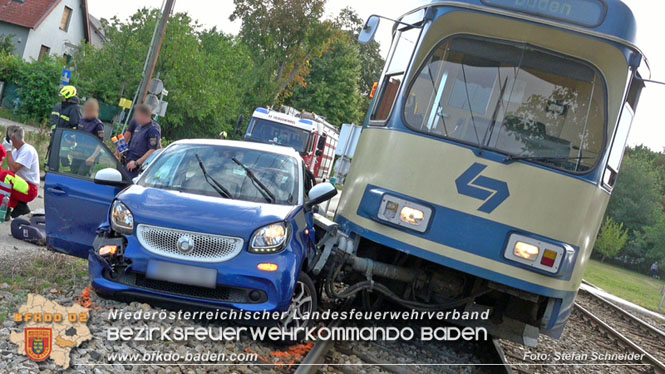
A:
[25,328,52,362]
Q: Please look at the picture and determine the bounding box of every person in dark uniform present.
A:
[50,86,81,130]
[124,104,161,178]
[78,99,105,140]
[71,99,106,176]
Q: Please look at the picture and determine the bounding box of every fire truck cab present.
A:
[245,106,339,181]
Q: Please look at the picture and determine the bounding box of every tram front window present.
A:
[404,36,606,173]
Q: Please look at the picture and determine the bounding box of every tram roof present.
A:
[409,0,639,48]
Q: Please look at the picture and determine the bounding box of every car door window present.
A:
[58,130,119,179]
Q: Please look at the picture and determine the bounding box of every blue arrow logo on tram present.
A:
[455,163,509,213]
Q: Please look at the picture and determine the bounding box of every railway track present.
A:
[293,288,665,373]
[574,290,665,373]
[293,316,511,374]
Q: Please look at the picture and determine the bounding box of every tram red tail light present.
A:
[540,250,558,267]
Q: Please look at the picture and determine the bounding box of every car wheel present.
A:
[280,272,317,332]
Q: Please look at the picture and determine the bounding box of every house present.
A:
[0,0,91,61]
[88,14,107,48]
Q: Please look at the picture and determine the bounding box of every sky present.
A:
[88,0,665,150]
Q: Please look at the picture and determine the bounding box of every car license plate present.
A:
[146,260,217,289]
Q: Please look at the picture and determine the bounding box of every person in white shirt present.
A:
[1,126,40,219]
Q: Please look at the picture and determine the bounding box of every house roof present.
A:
[0,0,90,41]
[0,0,61,29]
[89,14,108,43]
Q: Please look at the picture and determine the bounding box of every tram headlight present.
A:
[513,241,540,261]
[400,207,425,225]
[377,195,432,233]
[504,234,569,274]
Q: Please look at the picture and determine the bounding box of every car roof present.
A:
[170,139,301,159]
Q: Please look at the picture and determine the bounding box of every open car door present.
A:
[45,128,132,258]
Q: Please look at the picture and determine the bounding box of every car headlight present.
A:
[110,200,134,235]
[249,223,288,254]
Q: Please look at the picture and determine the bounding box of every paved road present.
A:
[0,182,46,256]
[0,117,40,133]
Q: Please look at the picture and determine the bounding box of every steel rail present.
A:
[492,338,514,374]
[293,319,340,374]
[575,303,665,373]
[294,320,511,374]
[581,289,665,341]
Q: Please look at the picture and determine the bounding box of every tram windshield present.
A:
[404,36,606,173]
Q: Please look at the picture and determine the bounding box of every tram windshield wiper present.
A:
[503,155,594,163]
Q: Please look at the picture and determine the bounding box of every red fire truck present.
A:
[244,106,339,181]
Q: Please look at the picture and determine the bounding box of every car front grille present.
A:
[106,270,267,304]
[137,224,243,263]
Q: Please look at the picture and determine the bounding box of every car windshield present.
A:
[404,36,606,173]
[139,144,299,205]
[246,118,311,153]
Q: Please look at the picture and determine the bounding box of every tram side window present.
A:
[370,27,421,123]
[404,36,607,174]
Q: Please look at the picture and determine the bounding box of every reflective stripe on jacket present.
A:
[3,174,29,195]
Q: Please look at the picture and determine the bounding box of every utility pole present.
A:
[121,0,176,135]
[136,0,176,105]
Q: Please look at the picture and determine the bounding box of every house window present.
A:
[38,45,50,60]
[60,6,73,31]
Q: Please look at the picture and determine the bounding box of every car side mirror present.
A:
[359,15,380,45]
[94,168,129,187]
[306,182,337,208]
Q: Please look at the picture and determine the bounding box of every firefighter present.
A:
[50,85,81,130]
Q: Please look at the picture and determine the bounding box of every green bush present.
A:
[0,35,14,55]
[14,55,63,122]
[0,52,64,123]
[0,52,20,83]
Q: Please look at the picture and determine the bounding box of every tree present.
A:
[606,155,662,241]
[71,9,256,139]
[287,32,363,125]
[594,217,629,262]
[630,213,665,269]
[333,7,384,119]
[604,148,665,270]
[230,0,335,104]
[334,7,384,96]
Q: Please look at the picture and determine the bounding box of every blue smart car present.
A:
[44,128,336,327]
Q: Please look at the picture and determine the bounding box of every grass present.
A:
[0,107,42,127]
[583,259,665,314]
[0,251,88,324]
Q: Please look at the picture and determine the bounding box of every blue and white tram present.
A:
[320,0,648,345]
